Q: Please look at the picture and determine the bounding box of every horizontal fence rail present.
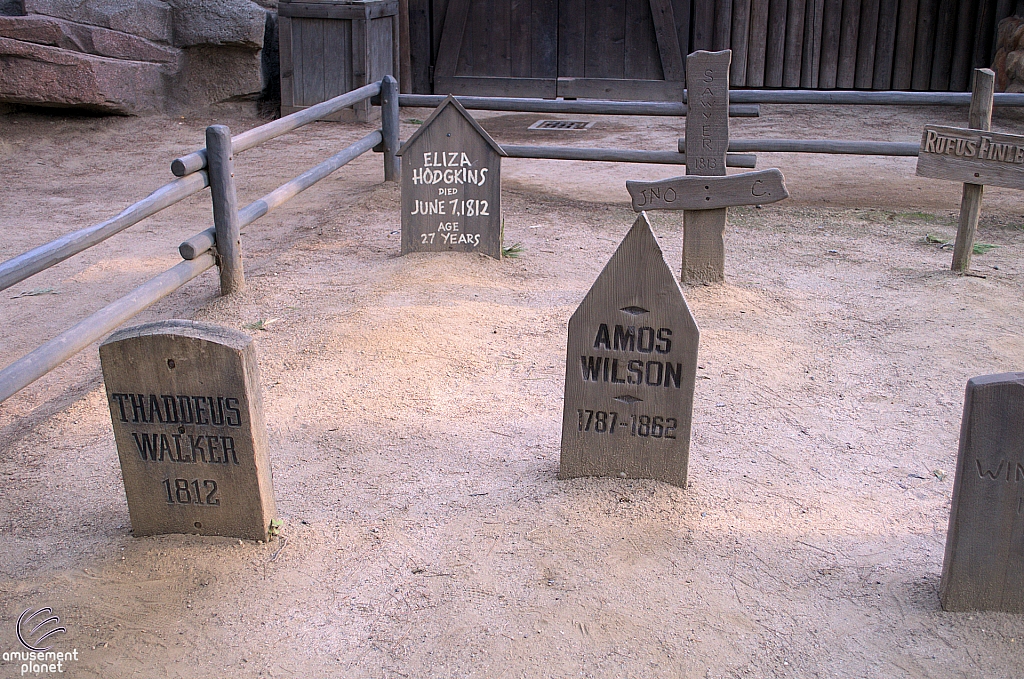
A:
[677,139,921,156]
[0,172,209,294]
[500,145,757,168]
[394,94,760,117]
[0,253,215,403]
[723,90,1024,106]
[1,81,388,405]
[172,81,383,177]
[180,130,383,259]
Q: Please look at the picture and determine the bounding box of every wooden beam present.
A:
[650,0,686,81]
[626,169,789,210]
[951,68,995,272]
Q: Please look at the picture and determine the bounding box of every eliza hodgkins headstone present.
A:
[940,372,1024,612]
[398,95,506,259]
[100,320,277,541]
[559,213,699,488]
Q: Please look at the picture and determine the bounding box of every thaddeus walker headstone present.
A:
[100,320,278,541]
[398,95,506,259]
[560,213,699,488]
[940,372,1024,612]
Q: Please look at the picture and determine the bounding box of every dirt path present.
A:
[1,102,1024,678]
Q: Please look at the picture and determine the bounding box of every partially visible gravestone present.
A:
[100,320,277,541]
[940,372,1024,612]
[397,95,506,260]
[559,213,700,488]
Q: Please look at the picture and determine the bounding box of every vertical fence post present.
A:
[206,125,246,294]
[951,68,995,273]
[381,75,401,182]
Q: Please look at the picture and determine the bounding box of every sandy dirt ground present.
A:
[1,99,1024,679]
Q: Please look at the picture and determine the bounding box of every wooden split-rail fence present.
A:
[3,75,1024,404]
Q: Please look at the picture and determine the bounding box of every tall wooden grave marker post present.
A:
[559,213,700,488]
[941,372,1024,612]
[626,50,789,284]
[398,95,506,260]
[100,320,278,542]
[916,68,1024,273]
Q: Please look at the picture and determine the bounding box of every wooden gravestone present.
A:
[941,372,1024,612]
[626,50,789,284]
[916,68,1024,273]
[398,95,506,259]
[559,213,700,488]
[100,320,277,542]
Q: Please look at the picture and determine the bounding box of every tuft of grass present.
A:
[502,242,525,259]
[404,118,423,125]
[900,211,938,222]
[268,518,283,538]
[11,287,58,298]
[243,318,278,331]
[973,242,999,255]
[924,234,948,244]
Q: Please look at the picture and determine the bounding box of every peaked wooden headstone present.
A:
[625,50,789,284]
[397,95,506,259]
[940,372,1024,612]
[559,213,699,488]
[100,320,278,541]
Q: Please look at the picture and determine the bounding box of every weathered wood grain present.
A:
[891,0,918,89]
[948,0,978,92]
[800,0,824,87]
[782,0,805,87]
[206,125,245,295]
[684,50,729,284]
[731,0,752,86]
[940,372,1024,613]
[836,0,861,88]
[746,0,769,86]
[854,0,879,89]
[626,169,789,210]
[817,0,842,87]
[765,0,787,87]
[398,96,505,259]
[650,0,686,80]
[559,213,700,489]
[100,320,278,542]
[871,0,897,89]
[929,0,955,90]
[911,0,936,90]
[713,0,733,49]
[916,126,1023,191]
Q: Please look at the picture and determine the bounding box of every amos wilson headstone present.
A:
[398,95,506,259]
[100,320,278,541]
[559,213,700,488]
[940,372,1024,612]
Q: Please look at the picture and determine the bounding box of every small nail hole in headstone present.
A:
[167,359,175,369]
[974,173,980,177]
[194,522,202,529]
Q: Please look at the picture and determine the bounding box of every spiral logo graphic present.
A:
[17,607,66,652]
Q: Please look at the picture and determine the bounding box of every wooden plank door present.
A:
[432,0,559,96]
[432,0,685,101]
[557,0,685,100]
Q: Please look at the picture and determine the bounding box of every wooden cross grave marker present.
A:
[625,50,789,285]
[916,68,1024,273]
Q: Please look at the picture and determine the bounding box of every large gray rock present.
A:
[23,0,173,43]
[4,0,271,113]
[173,44,264,108]
[169,0,265,48]
[0,14,180,63]
[0,36,169,112]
